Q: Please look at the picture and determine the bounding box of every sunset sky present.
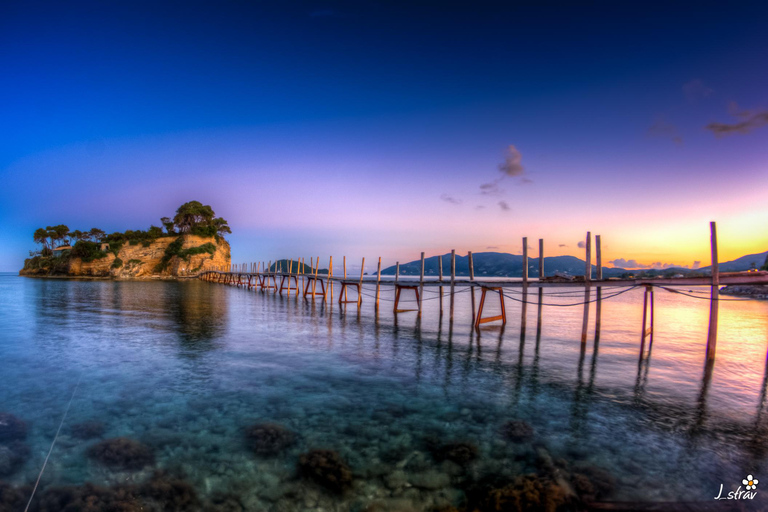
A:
[1,2,767,272]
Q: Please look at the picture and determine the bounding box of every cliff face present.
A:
[22,235,230,279]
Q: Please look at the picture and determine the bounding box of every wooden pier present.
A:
[198,223,768,363]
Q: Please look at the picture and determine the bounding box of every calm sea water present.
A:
[1,273,766,510]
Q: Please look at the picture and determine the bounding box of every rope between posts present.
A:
[501,286,639,307]
[658,286,755,301]
[25,373,83,512]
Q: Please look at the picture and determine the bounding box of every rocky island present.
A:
[20,201,231,279]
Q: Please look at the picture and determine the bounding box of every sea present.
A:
[0,273,766,511]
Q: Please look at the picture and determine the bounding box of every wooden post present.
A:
[522,237,528,285]
[329,256,334,303]
[581,232,591,344]
[418,252,425,316]
[468,251,476,324]
[312,256,319,298]
[375,257,382,309]
[595,235,602,337]
[359,257,365,307]
[343,256,348,302]
[438,255,444,316]
[538,239,544,279]
[707,221,719,361]
[585,231,592,282]
[449,249,456,321]
[395,262,400,283]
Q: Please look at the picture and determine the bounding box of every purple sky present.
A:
[1,2,767,271]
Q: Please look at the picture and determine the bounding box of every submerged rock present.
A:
[426,440,478,467]
[0,441,30,477]
[139,471,199,511]
[32,482,142,512]
[298,449,353,493]
[0,413,27,443]
[0,481,30,510]
[244,423,296,456]
[500,421,534,443]
[87,437,155,470]
[69,421,106,440]
[472,474,568,512]
[570,465,615,501]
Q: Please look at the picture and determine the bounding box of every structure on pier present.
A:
[198,222,768,364]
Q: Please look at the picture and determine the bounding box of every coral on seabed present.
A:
[499,421,534,443]
[244,422,297,456]
[31,482,142,512]
[139,471,199,511]
[0,481,30,510]
[0,413,28,443]
[570,465,615,502]
[0,441,30,477]
[69,421,106,440]
[87,437,155,470]
[470,474,568,512]
[298,449,353,493]
[427,440,479,467]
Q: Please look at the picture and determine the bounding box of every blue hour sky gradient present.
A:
[1,1,767,271]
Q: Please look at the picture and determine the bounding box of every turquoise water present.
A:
[0,274,766,510]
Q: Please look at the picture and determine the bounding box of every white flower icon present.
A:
[742,475,758,490]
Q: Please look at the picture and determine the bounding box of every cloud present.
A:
[498,145,525,177]
[440,193,462,205]
[609,258,689,269]
[479,181,502,196]
[577,241,586,249]
[498,200,510,211]
[648,115,683,145]
[558,244,567,248]
[486,246,499,249]
[682,79,713,101]
[706,103,768,136]
[692,260,701,269]
[475,205,486,210]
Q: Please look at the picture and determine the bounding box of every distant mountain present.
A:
[699,251,768,272]
[379,252,625,278]
[380,250,768,278]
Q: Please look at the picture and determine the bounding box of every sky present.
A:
[1,1,767,272]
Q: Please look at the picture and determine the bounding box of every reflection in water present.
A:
[2,275,768,510]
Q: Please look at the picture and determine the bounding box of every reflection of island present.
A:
[166,281,229,354]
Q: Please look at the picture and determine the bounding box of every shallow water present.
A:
[1,274,767,510]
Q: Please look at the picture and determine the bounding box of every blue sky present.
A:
[2,1,767,271]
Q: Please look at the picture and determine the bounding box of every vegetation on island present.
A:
[23,201,230,274]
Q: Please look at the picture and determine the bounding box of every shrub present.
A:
[111,258,123,269]
[71,241,108,263]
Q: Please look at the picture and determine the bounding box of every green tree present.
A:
[212,217,231,237]
[762,254,768,271]
[47,225,70,248]
[88,228,106,242]
[172,201,215,233]
[148,225,163,238]
[161,217,175,234]
[33,228,50,250]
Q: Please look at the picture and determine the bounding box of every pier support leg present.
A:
[640,285,654,360]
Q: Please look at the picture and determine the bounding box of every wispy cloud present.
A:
[440,193,462,205]
[692,261,701,269]
[558,244,567,248]
[498,200,510,211]
[682,79,713,101]
[577,241,586,249]
[479,181,502,196]
[706,102,768,136]
[486,246,499,249]
[648,115,683,145]
[498,145,525,177]
[609,258,688,269]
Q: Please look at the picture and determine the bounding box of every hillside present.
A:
[699,251,768,272]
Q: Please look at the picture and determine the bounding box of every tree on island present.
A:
[171,201,230,238]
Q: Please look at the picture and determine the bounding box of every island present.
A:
[19,201,231,279]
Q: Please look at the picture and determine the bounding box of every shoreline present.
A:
[17,273,200,281]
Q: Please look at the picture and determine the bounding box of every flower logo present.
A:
[742,475,758,490]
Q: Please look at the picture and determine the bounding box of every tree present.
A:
[88,228,106,242]
[33,228,50,250]
[47,225,70,248]
[148,225,164,238]
[172,201,215,233]
[762,254,768,271]
[212,217,231,237]
[161,217,175,235]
